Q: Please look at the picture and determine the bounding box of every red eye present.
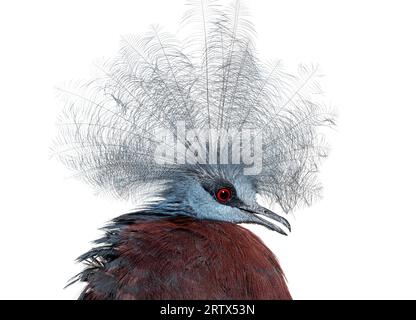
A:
[216,187,232,203]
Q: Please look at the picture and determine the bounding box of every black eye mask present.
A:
[199,178,246,207]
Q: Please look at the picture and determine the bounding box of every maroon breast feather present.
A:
[80,217,291,300]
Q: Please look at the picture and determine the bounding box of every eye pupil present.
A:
[216,188,231,203]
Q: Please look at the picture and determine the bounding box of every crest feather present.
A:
[53,0,335,212]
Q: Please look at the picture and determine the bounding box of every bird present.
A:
[54,0,334,300]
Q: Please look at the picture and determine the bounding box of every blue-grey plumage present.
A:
[142,164,291,234]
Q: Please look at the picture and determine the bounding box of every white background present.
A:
[1,0,415,299]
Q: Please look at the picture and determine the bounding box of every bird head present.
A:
[157,164,291,235]
[54,0,334,237]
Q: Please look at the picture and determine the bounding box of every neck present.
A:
[112,201,195,227]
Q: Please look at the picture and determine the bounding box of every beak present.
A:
[238,204,291,236]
